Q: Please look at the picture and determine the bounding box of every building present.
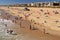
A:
[6,2,60,7]
[27,2,60,7]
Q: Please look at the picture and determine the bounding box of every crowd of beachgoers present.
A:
[0,7,60,40]
[0,7,60,35]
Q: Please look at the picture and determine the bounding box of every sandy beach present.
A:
[0,7,60,40]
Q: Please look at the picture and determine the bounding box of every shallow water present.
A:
[0,18,21,40]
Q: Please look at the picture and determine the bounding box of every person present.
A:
[55,20,59,23]
[44,21,47,23]
[43,29,45,34]
[45,15,48,17]
[30,24,32,30]
[40,9,43,12]
[25,15,28,19]
[8,7,9,8]
[43,28,49,34]
[58,26,60,28]
[7,30,9,33]
[12,20,14,22]
[7,29,13,34]
[5,24,7,27]
[24,7,30,11]
[20,22,21,27]
[10,30,13,34]
[37,17,39,19]
[15,17,18,20]
[55,11,59,14]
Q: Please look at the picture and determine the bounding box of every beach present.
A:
[0,7,60,40]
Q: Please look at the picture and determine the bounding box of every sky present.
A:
[0,0,60,5]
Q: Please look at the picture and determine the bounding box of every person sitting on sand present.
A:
[53,10,59,14]
[7,29,13,34]
[7,29,17,35]
[55,20,59,23]
[40,9,43,12]
[15,17,18,20]
[55,11,59,14]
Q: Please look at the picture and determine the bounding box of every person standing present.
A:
[30,24,32,30]
[5,24,7,27]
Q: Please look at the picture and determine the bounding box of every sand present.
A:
[0,7,60,40]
